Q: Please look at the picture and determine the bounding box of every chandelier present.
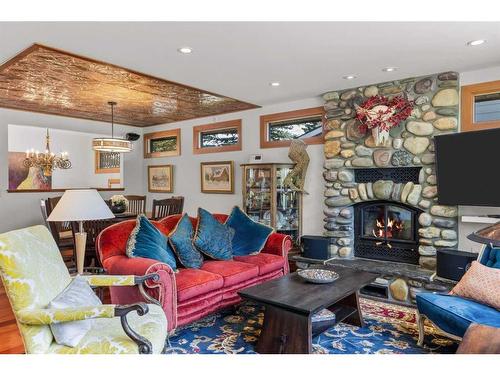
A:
[92,101,133,153]
[24,129,72,177]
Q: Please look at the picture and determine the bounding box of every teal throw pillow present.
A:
[169,213,204,268]
[126,214,177,271]
[225,206,274,256]
[194,208,234,260]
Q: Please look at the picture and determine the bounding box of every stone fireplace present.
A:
[322,71,460,280]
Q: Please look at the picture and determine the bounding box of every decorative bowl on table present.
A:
[297,268,339,284]
[111,204,127,214]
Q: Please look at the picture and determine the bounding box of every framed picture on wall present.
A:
[148,165,174,193]
[95,151,120,174]
[200,161,234,194]
[8,151,52,191]
[144,129,181,158]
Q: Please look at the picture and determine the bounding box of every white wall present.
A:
[457,67,500,252]
[0,108,144,234]
[143,97,325,236]
[8,124,122,189]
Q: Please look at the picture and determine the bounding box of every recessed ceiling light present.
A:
[382,67,398,72]
[343,75,356,80]
[177,47,193,54]
[467,39,486,46]
[269,82,280,87]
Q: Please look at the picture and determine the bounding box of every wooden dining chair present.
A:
[40,199,50,229]
[124,195,146,215]
[151,197,185,220]
[45,197,74,251]
[70,219,116,268]
[44,197,75,266]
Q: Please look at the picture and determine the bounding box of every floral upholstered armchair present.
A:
[0,225,168,354]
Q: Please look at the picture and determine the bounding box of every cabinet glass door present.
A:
[244,166,272,226]
[275,166,300,243]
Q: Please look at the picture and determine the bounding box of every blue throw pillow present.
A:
[225,206,274,256]
[126,214,177,271]
[169,213,204,268]
[194,208,234,260]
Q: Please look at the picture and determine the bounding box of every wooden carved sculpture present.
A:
[283,139,310,194]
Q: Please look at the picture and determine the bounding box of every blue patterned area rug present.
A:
[166,298,458,354]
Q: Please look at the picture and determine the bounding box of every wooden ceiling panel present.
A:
[0,44,258,127]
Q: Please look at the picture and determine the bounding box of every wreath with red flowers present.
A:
[355,95,414,134]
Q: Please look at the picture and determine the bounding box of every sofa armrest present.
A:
[261,233,293,273]
[102,255,177,332]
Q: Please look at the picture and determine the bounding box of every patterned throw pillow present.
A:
[451,261,500,310]
[193,208,234,260]
[225,206,274,256]
[49,275,102,347]
[169,213,204,268]
[126,214,177,271]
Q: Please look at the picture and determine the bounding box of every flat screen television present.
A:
[434,128,500,206]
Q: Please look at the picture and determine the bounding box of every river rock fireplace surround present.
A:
[320,72,460,303]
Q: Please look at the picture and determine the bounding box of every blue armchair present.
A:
[416,245,500,346]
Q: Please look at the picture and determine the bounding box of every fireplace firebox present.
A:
[354,200,421,264]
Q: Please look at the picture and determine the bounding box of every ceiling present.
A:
[0,44,257,126]
[0,22,499,123]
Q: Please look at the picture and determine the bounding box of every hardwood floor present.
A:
[0,279,24,354]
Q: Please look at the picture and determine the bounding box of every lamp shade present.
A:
[47,189,114,222]
[467,221,500,247]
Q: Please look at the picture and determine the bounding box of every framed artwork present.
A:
[200,161,234,194]
[148,165,173,193]
[144,129,181,158]
[8,151,52,190]
[95,151,120,174]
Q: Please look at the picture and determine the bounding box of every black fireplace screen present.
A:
[354,200,421,264]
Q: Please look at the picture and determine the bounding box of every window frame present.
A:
[192,119,242,154]
[143,128,181,158]
[259,107,325,148]
[461,80,500,132]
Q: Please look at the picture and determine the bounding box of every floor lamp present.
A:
[47,189,114,274]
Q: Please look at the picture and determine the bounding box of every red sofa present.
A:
[96,213,292,333]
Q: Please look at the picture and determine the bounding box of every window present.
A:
[95,151,120,174]
[260,107,325,148]
[462,80,500,132]
[144,129,181,158]
[150,136,177,153]
[193,120,242,154]
[474,92,500,123]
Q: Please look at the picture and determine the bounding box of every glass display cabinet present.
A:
[241,163,302,244]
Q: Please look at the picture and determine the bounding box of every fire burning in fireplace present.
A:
[372,217,404,238]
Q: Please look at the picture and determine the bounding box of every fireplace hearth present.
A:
[354,200,421,264]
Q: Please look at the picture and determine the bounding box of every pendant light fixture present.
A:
[92,101,132,153]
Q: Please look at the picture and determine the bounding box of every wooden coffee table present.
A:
[238,266,377,354]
